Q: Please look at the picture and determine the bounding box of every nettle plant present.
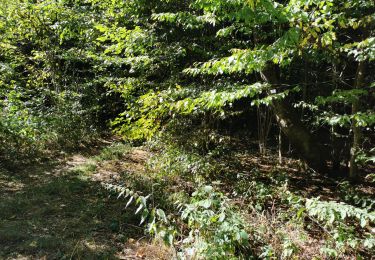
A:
[304,198,375,256]
[176,185,250,259]
[283,191,375,257]
[105,183,250,259]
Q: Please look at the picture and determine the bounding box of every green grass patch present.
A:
[94,143,131,162]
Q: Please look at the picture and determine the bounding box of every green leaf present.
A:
[140,209,149,225]
[199,199,212,209]
[239,230,249,241]
[156,209,168,223]
[360,217,367,228]
[135,204,143,214]
[126,196,134,208]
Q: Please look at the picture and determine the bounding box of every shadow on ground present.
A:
[0,156,144,259]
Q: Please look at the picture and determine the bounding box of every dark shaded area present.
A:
[0,160,141,259]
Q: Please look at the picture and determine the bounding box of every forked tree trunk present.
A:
[261,65,327,172]
[349,61,365,179]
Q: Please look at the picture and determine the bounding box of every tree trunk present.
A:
[331,125,341,173]
[331,64,341,175]
[349,61,365,179]
[261,65,327,172]
[257,105,272,155]
[278,127,282,164]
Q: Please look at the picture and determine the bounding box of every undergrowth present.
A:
[102,137,375,259]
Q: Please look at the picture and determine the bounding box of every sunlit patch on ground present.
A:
[0,143,171,259]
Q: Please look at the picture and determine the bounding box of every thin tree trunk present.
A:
[257,105,272,155]
[278,127,282,164]
[331,125,340,173]
[349,61,365,179]
[331,63,340,174]
[261,65,327,172]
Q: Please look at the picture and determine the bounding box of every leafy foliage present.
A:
[176,185,250,259]
[1,0,374,258]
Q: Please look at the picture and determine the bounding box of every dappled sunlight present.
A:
[0,144,169,259]
[0,0,373,258]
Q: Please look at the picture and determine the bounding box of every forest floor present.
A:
[0,141,172,259]
[1,139,374,259]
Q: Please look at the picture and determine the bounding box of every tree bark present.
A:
[278,127,282,164]
[349,61,365,179]
[261,65,328,172]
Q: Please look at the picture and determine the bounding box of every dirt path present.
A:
[0,144,171,259]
